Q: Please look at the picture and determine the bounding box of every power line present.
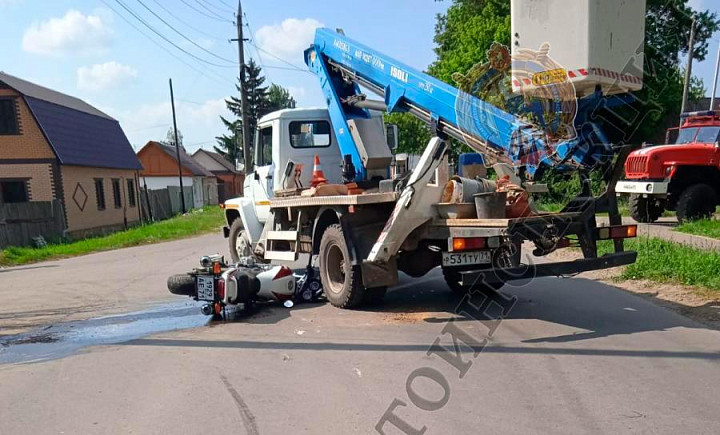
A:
[99,0,232,86]
[247,39,309,73]
[197,0,233,15]
[113,0,237,68]
[217,0,235,11]
[135,0,236,65]
[193,0,230,20]
[149,0,226,41]
[179,0,232,23]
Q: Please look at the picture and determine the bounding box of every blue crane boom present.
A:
[304,28,617,181]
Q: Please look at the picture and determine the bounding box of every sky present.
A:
[0,0,449,153]
[0,0,719,154]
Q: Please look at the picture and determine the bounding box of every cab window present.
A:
[289,121,331,148]
[695,126,720,144]
[255,126,273,167]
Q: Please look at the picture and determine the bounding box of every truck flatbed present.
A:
[269,192,398,208]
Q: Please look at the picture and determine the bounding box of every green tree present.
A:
[215,60,296,165]
[268,84,297,111]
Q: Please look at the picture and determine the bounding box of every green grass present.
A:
[675,219,720,240]
[0,206,225,267]
[599,237,720,291]
[535,201,629,216]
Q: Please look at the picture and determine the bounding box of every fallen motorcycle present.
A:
[167,255,323,316]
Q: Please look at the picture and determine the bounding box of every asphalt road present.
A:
[1,236,720,434]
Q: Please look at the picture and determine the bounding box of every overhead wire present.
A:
[149,0,226,41]
[112,0,237,68]
[197,0,234,15]
[99,0,233,86]
[134,0,237,65]
[179,0,232,23]
[193,0,231,20]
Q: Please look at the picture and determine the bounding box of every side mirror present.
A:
[386,124,399,151]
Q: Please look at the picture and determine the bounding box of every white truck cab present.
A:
[246,108,342,223]
[223,108,390,260]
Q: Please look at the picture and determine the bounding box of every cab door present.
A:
[251,124,274,223]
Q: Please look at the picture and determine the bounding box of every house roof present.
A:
[144,141,214,177]
[193,149,238,173]
[0,71,113,119]
[0,71,142,170]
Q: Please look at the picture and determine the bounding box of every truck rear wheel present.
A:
[319,224,366,308]
[676,184,716,223]
[629,194,664,223]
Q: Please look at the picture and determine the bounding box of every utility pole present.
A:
[710,40,720,111]
[169,78,186,214]
[680,18,697,116]
[231,0,252,175]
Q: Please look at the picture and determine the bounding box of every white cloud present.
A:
[22,9,113,56]
[255,18,323,62]
[77,61,138,92]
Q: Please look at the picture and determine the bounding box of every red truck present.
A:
[616,110,720,223]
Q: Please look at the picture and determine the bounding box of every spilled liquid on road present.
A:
[0,301,212,365]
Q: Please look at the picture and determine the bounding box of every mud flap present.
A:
[361,257,399,288]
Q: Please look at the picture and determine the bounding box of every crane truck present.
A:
[169,0,646,313]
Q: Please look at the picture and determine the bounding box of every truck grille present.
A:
[625,155,648,178]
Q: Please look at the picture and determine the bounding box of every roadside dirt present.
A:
[547,250,720,330]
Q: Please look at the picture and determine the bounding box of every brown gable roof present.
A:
[140,141,214,177]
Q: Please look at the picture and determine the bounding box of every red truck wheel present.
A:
[676,184,716,223]
[629,194,664,223]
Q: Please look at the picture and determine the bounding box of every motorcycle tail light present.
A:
[217,279,226,300]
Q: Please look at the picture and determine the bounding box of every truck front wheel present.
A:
[319,224,366,308]
[629,194,664,223]
[228,218,252,263]
[676,184,716,223]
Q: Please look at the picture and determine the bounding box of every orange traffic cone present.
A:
[310,155,328,187]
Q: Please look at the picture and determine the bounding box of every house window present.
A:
[0,179,29,203]
[127,179,136,207]
[0,98,19,135]
[112,179,122,208]
[289,121,331,148]
[94,178,106,210]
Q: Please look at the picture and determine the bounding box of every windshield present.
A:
[675,126,720,144]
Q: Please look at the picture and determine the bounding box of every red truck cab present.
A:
[616,110,720,223]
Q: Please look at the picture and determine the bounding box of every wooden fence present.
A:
[140,187,195,222]
[0,200,66,248]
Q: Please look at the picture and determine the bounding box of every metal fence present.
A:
[0,200,66,248]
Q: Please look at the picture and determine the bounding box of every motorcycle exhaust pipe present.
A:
[200,304,214,316]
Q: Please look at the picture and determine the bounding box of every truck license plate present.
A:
[442,251,491,267]
[196,276,214,301]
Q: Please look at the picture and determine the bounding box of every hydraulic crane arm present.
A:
[305,28,613,180]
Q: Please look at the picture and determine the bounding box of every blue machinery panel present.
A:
[305,28,620,180]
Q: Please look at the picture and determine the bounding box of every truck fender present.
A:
[236,197,263,245]
[312,206,358,265]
